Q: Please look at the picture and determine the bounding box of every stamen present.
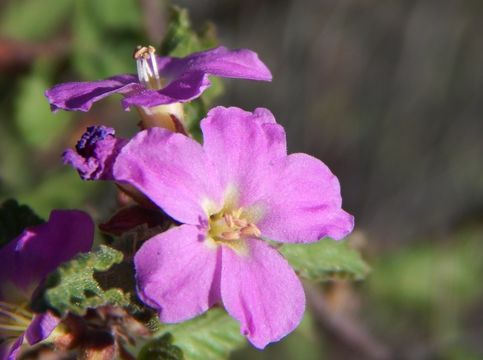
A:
[0,301,32,339]
[133,45,162,89]
[233,218,248,228]
[224,214,235,228]
[208,206,262,250]
[220,231,240,241]
[240,223,262,237]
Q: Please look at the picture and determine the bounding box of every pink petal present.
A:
[0,210,94,298]
[161,46,272,81]
[0,335,24,360]
[256,153,354,243]
[221,239,305,349]
[45,74,140,112]
[201,107,286,207]
[134,225,221,323]
[122,72,211,109]
[113,128,223,225]
[25,312,59,345]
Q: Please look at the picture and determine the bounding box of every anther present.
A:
[233,218,248,228]
[224,214,235,228]
[240,223,262,237]
[220,231,240,241]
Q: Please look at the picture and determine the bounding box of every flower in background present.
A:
[112,106,354,348]
[45,46,272,131]
[0,210,94,359]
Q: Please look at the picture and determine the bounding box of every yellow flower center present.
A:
[206,207,261,255]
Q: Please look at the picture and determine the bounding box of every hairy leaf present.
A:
[155,308,245,360]
[137,333,183,360]
[279,239,370,282]
[0,199,44,247]
[32,245,128,316]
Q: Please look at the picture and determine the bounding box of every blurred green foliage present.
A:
[365,225,483,357]
[0,0,74,41]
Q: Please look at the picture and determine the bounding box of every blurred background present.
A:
[0,0,482,359]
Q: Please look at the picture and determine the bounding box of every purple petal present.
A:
[134,225,220,322]
[201,107,286,208]
[0,210,94,297]
[121,71,210,109]
[256,153,354,243]
[113,128,222,225]
[63,126,127,180]
[160,46,272,81]
[25,312,59,345]
[45,74,139,112]
[220,239,305,349]
[0,335,24,360]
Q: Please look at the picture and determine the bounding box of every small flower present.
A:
[0,210,94,359]
[63,125,127,181]
[112,106,354,348]
[45,46,272,130]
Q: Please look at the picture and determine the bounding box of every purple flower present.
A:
[45,46,272,113]
[63,125,127,181]
[112,106,354,348]
[0,210,94,359]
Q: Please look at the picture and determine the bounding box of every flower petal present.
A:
[0,210,94,297]
[0,335,24,360]
[25,312,59,345]
[121,71,210,109]
[220,239,305,349]
[45,74,139,112]
[256,153,354,243]
[160,46,272,81]
[134,224,220,322]
[201,107,286,208]
[113,128,222,225]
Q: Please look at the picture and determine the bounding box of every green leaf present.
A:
[155,308,245,360]
[15,61,72,150]
[137,333,183,360]
[0,0,74,40]
[0,199,44,247]
[32,245,129,316]
[279,239,370,282]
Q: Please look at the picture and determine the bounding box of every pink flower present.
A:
[112,107,354,348]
